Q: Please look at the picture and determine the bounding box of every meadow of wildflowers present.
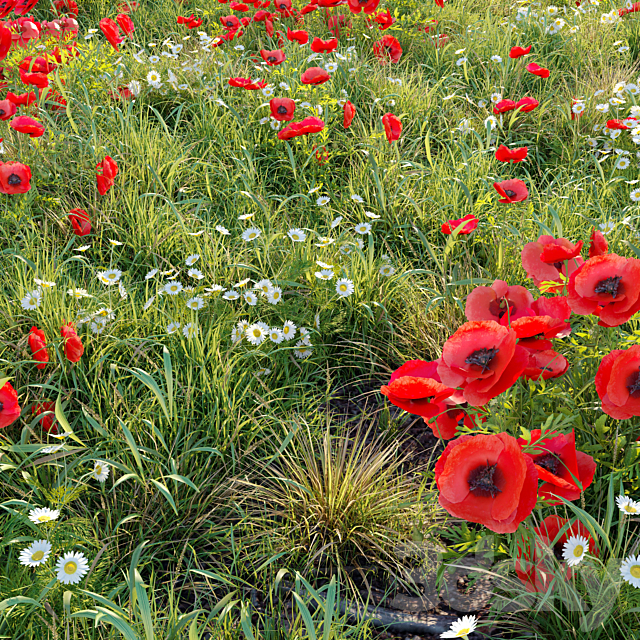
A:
[2,0,640,638]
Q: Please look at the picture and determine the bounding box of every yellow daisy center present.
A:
[32,550,44,561]
[340,285,347,292]
[64,561,77,575]
[625,505,637,513]
[38,515,50,522]
[631,565,640,579]
[95,466,102,475]
[252,329,261,337]
[573,545,584,557]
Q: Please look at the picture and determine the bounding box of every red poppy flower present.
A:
[0,381,20,428]
[521,235,584,292]
[61,322,84,363]
[347,0,379,13]
[277,116,324,140]
[0,98,16,120]
[287,27,309,44]
[0,25,11,59]
[493,99,516,114]
[589,227,608,258]
[521,349,569,380]
[221,14,241,29]
[435,432,538,533]
[328,15,352,38]
[230,1,249,9]
[260,49,286,65]
[270,97,295,121]
[509,45,531,58]
[343,100,355,128]
[10,17,40,49]
[96,155,118,195]
[253,9,270,21]
[29,326,49,369]
[373,34,402,64]
[0,161,31,194]
[493,178,528,203]
[512,316,569,351]
[310,36,337,53]
[567,254,640,327]
[382,112,401,143]
[526,62,549,78]
[437,321,530,406]
[116,13,135,36]
[596,346,640,419]
[516,96,539,112]
[99,18,123,51]
[373,8,394,28]
[301,67,331,85]
[465,280,534,324]
[441,213,478,236]
[265,18,274,36]
[495,144,528,163]
[301,3,317,13]
[318,0,342,5]
[32,401,57,433]
[516,515,597,593]
[54,0,78,16]
[19,69,49,89]
[228,77,267,89]
[381,359,455,417]
[19,56,57,74]
[531,295,571,320]
[0,0,15,19]
[273,0,291,10]
[68,208,91,236]
[186,16,203,28]
[519,429,596,503]
[10,115,44,137]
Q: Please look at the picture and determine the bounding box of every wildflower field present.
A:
[5,0,640,638]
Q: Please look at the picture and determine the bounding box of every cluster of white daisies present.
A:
[232,318,314,359]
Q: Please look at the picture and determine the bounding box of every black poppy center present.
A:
[468,462,501,498]
[594,275,622,298]
[465,347,498,373]
[267,56,277,62]
[628,368,640,397]
[277,105,288,114]
[504,189,517,197]
[553,261,564,270]
[553,542,564,561]
[536,453,561,475]
[0,109,5,116]
[489,298,511,319]
[0,401,4,411]
[8,174,21,185]
[225,20,234,26]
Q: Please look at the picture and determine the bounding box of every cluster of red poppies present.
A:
[0,322,83,430]
[189,0,405,144]
[379,223,640,532]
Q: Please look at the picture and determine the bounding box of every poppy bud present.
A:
[96,156,118,195]
[28,326,49,369]
[68,208,91,236]
[61,322,84,363]
[381,112,401,143]
[343,100,355,128]
[0,381,20,428]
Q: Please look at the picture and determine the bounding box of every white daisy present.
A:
[56,551,89,585]
[617,157,631,170]
[255,367,272,376]
[315,269,334,280]
[216,225,230,235]
[28,507,60,524]
[188,268,204,280]
[167,321,181,334]
[183,323,198,338]
[242,228,262,242]
[364,211,380,219]
[97,269,122,285]
[142,296,155,311]
[238,213,255,220]
[563,535,589,567]
[351,194,364,203]
[231,326,243,343]
[186,297,205,310]
[288,228,307,242]
[19,540,52,567]
[118,282,128,299]
[254,279,273,294]
[293,341,313,359]
[246,323,266,345]
[67,287,90,298]
[164,281,183,295]
[223,290,240,301]
[34,278,55,289]
[491,55,502,63]
[267,286,282,304]
[91,460,109,482]
[331,216,343,228]
[621,554,640,588]
[631,189,640,202]
[21,290,42,310]
[204,284,225,294]
[617,495,640,514]
[379,264,395,276]
[282,320,297,340]
[484,115,498,130]
[440,615,478,638]
[316,196,330,206]
[456,57,468,66]
[314,313,321,330]
[354,222,372,235]
[90,321,105,335]
[244,291,258,305]
[336,279,354,297]
[316,260,333,269]
[269,327,284,343]
[185,254,200,266]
